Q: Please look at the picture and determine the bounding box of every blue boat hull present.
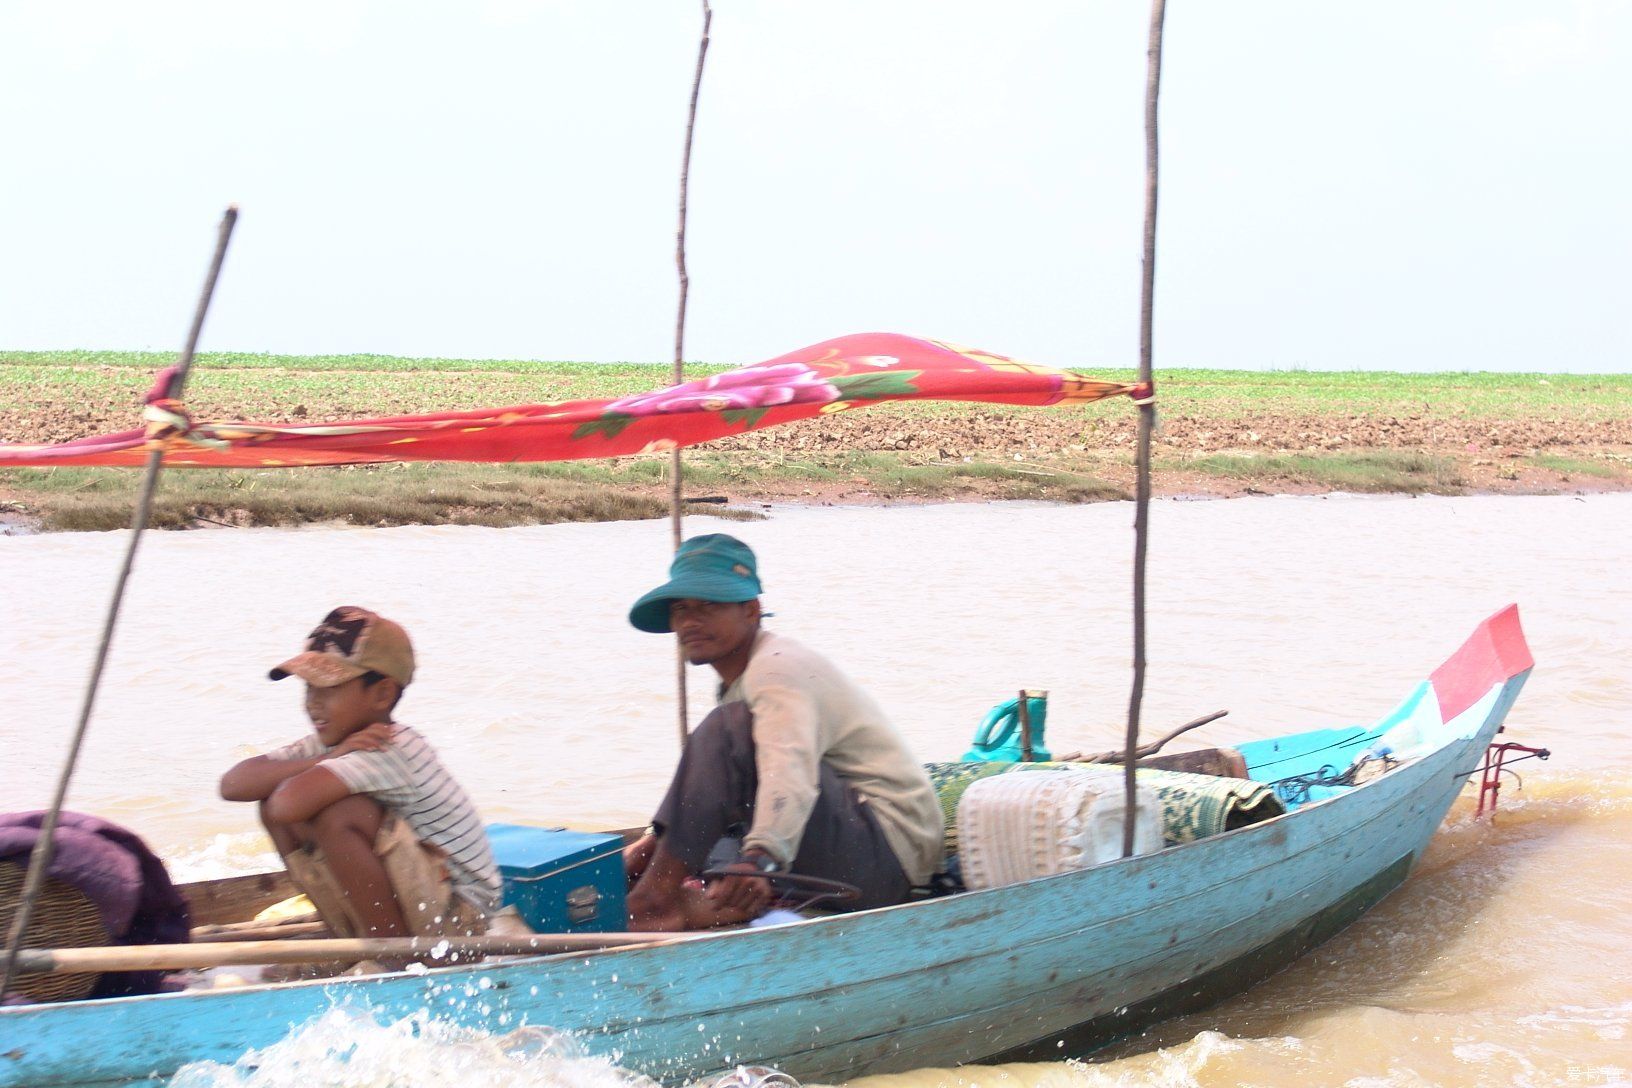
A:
[0,610,1532,1087]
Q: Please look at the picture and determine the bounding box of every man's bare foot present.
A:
[678,880,762,929]
[627,839,763,931]
[628,899,688,932]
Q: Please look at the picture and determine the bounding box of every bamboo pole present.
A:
[192,921,328,943]
[11,931,690,977]
[1124,1,1167,858]
[1017,690,1034,762]
[0,207,238,999]
[670,0,714,748]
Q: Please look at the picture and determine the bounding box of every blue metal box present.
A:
[486,824,627,933]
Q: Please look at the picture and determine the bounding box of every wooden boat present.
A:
[0,603,1533,1087]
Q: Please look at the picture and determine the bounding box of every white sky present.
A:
[1,1,1628,372]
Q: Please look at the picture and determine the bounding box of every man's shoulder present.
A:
[744,631,834,680]
[749,629,826,662]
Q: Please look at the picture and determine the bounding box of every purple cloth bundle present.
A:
[0,810,190,999]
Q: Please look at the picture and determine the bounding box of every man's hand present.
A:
[328,722,394,757]
[704,849,778,917]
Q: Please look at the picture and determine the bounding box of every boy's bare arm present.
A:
[263,766,353,825]
[219,723,394,803]
[219,753,326,802]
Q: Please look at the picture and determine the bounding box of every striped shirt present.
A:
[269,724,502,913]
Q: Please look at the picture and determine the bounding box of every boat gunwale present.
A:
[0,712,1472,1013]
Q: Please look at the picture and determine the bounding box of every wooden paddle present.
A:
[13,930,694,976]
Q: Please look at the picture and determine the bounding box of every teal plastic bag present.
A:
[962,693,1050,762]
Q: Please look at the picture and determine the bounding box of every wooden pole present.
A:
[1017,689,1034,762]
[0,207,238,999]
[1124,0,1167,858]
[670,0,713,748]
[10,931,691,977]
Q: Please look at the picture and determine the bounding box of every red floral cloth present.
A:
[0,333,1138,469]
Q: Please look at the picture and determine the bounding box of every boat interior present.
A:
[3,707,1428,1006]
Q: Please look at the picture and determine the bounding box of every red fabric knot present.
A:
[142,398,198,446]
[1130,380,1156,406]
[144,366,180,405]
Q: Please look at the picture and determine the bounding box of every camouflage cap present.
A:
[269,606,415,688]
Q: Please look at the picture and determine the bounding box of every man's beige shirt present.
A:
[719,629,944,885]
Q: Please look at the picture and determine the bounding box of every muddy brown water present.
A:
[2,495,1628,1087]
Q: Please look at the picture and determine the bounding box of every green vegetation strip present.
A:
[1527,453,1625,479]
[1173,451,1463,494]
[0,454,1126,533]
[0,464,682,533]
[4,351,1629,419]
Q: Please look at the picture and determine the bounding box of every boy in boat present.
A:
[623,534,943,930]
[219,606,504,942]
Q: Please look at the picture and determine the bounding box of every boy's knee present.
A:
[307,794,385,839]
[258,798,298,834]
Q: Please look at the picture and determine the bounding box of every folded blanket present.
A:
[956,768,1163,889]
[926,760,1285,854]
[0,810,190,998]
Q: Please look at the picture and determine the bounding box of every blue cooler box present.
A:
[486,824,627,933]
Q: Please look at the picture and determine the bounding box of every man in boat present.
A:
[623,534,944,931]
[219,606,505,943]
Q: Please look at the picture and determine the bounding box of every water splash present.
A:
[170,1007,659,1088]
[164,831,281,883]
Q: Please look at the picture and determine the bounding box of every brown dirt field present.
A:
[5,374,1627,461]
[706,408,1632,500]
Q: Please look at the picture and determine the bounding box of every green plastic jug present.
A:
[962,691,1050,762]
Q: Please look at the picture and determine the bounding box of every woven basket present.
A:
[0,859,109,1002]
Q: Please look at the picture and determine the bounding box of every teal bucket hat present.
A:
[629,534,763,633]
